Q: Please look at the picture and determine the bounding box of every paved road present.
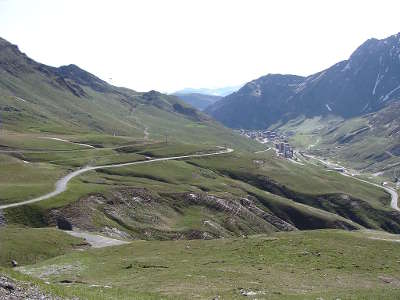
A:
[0,147,233,210]
[349,175,399,211]
[254,147,271,154]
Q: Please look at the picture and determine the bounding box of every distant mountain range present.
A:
[206,32,400,129]
[172,93,222,111]
[174,85,241,97]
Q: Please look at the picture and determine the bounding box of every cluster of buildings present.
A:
[275,142,294,159]
[238,129,295,159]
[237,129,281,144]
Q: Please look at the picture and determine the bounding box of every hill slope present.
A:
[0,37,261,151]
[5,229,400,299]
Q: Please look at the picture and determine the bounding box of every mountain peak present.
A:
[59,64,83,72]
[57,64,111,93]
[0,37,11,46]
[0,37,37,75]
[0,37,26,57]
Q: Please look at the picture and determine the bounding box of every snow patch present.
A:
[294,72,326,94]
[310,71,326,83]
[325,104,332,112]
[341,62,351,72]
[361,103,369,113]
[381,85,400,102]
[372,73,383,95]
[294,81,307,93]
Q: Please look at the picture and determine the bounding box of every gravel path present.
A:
[64,230,130,248]
[42,137,95,149]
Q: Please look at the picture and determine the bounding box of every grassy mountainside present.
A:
[3,229,399,299]
[187,149,400,233]
[0,227,84,267]
[3,141,365,238]
[0,37,258,153]
[4,140,399,240]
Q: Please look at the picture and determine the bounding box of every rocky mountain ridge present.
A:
[206,32,400,129]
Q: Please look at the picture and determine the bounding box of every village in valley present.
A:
[238,129,400,189]
[237,129,295,159]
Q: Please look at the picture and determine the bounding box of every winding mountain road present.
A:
[0,147,233,210]
[348,175,399,211]
[302,153,399,211]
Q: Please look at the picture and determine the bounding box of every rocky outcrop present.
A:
[183,193,296,232]
[56,217,73,231]
[0,275,73,300]
[47,188,299,241]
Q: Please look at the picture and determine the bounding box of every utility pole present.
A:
[165,134,168,144]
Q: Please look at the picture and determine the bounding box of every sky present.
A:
[0,0,399,93]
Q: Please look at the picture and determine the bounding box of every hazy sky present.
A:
[0,0,399,93]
